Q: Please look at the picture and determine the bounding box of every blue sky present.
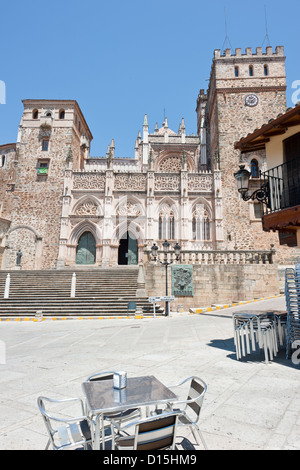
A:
[0,0,299,157]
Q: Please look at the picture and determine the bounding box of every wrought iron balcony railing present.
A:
[262,158,300,215]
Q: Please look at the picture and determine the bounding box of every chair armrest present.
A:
[37,396,91,425]
[167,376,193,389]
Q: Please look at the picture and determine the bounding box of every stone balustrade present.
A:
[145,246,275,265]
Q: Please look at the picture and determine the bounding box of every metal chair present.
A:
[285,266,300,359]
[162,376,208,450]
[85,371,141,449]
[233,312,278,363]
[112,411,180,450]
[37,396,93,450]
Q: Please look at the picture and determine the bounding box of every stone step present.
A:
[0,267,156,317]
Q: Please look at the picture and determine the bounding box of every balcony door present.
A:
[283,132,300,208]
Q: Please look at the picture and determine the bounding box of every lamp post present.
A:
[234,165,269,205]
[151,240,181,316]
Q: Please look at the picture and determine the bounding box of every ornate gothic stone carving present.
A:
[75,202,99,216]
[116,202,142,217]
[73,173,105,190]
[188,174,213,192]
[155,175,180,191]
[114,174,146,191]
[158,156,182,173]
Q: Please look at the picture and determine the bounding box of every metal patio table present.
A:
[82,375,177,449]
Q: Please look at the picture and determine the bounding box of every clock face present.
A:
[245,94,258,107]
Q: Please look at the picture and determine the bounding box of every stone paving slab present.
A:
[0,296,299,450]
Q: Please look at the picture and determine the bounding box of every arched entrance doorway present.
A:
[76,231,96,265]
[118,232,138,265]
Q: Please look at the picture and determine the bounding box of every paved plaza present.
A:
[0,296,299,451]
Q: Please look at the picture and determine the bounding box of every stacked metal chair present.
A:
[285,266,300,359]
[233,312,278,364]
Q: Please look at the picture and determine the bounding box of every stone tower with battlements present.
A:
[1,100,93,270]
[197,46,287,251]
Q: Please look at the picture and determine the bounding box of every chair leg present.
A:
[191,424,208,450]
[45,438,51,450]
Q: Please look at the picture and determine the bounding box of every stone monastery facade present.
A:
[0,45,298,270]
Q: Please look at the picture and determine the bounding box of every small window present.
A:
[249,65,254,77]
[251,159,259,178]
[59,109,65,119]
[1,155,5,167]
[46,112,52,117]
[234,66,239,77]
[42,139,49,151]
[264,65,269,76]
[33,109,39,119]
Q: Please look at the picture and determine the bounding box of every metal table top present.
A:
[82,375,177,414]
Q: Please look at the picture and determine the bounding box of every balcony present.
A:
[37,167,48,175]
[262,158,300,244]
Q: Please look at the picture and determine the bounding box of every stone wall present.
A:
[144,263,280,311]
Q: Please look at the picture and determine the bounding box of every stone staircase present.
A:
[0,268,164,318]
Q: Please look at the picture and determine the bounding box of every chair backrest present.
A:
[37,396,90,450]
[117,413,179,451]
[186,377,206,422]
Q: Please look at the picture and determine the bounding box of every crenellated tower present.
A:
[197,46,287,250]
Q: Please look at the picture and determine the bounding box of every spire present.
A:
[154,122,159,133]
[110,139,115,158]
[181,117,186,143]
[142,114,149,164]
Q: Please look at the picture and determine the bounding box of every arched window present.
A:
[264,65,269,76]
[249,65,254,77]
[251,159,259,178]
[1,155,5,167]
[158,205,175,240]
[59,109,65,119]
[33,109,39,119]
[234,66,239,77]
[192,208,211,241]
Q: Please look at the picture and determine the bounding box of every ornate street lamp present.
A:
[151,243,159,260]
[234,165,269,205]
[150,240,181,316]
[174,242,181,260]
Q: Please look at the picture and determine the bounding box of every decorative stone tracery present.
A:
[75,202,99,216]
[73,173,106,190]
[188,174,213,192]
[114,174,146,191]
[158,156,182,173]
[155,175,180,191]
[116,202,142,217]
